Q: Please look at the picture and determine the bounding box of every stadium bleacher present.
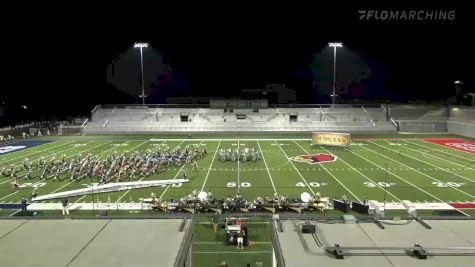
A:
[79,104,475,136]
[84,104,397,134]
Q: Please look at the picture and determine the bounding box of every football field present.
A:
[1,135,474,214]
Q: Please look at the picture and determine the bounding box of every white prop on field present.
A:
[31,179,189,201]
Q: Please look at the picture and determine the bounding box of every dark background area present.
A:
[0,3,471,125]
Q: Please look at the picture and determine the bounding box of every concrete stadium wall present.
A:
[398,121,447,133]
[447,121,475,138]
[449,107,475,122]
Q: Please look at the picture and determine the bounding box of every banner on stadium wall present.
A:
[312,132,350,147]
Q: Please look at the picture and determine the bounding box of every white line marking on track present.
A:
[257,141,277,193]
[200,140,222,192]
[345,146,470,217]
[294,141,361,202]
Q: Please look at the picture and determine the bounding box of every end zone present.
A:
[423,139,475,154]
[0,140,55,155]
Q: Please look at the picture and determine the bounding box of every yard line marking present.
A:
[352,146,470,217]
[319,145,400,201]
[0,140,72,164]
[406,140,475,162]
[237,139,240,193]
[200,140,222,192]
[274,141,315,195]
[371,141,475,185]
[376,141,474,183]
[294,141,361,202]
[402,141,474,170]
[257,141,277,193]
[8,209,21,217]
[364,143,475,199]
[0,179,12,186]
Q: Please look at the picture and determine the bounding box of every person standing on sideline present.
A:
[237,230,244,249]
[62,197,69,215]
[21,197,28,214]
[363,194,368,205]
[212,213,219,233]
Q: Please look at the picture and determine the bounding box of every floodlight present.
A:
[134,42,149,48]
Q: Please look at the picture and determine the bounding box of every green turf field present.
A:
[1,134,474,217]
[192,217,272,267]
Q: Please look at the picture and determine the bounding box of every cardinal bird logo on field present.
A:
[290,154,337,164]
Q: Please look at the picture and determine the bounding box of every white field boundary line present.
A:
[75,140,157,204]
[0,141,114,202]
[343,146,470,217]
[8,209,22,217]
[0,179,12,185]
[200,140,222,192]
[237,139,240,193]
[409,140,475,162]
[274,141,315,195]
[257,141,277,193]
[366,142,475,199]
[403,142,475,170]
[372,141,474,184]
[0,140,73,164]
[158,140,191,200]
[403,140,475,170]
[293,141,361,202]
[310,143,401,201]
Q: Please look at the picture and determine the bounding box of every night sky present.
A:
[0,3,471,123]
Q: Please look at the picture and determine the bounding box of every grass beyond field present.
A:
[1,135,474,217]
[192,216,272,267]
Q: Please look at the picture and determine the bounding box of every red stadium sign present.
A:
[424,139,475,154]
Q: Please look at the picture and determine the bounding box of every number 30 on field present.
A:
[432,182,464,188]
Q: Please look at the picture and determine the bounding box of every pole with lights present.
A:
[134,42,149,105]
[328,42,342,105]
[454,80,463,105]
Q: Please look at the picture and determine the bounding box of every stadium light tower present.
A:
[328,42,343,105]
[134,42,149,105]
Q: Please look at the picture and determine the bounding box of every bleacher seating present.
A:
[85,105,396,134]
